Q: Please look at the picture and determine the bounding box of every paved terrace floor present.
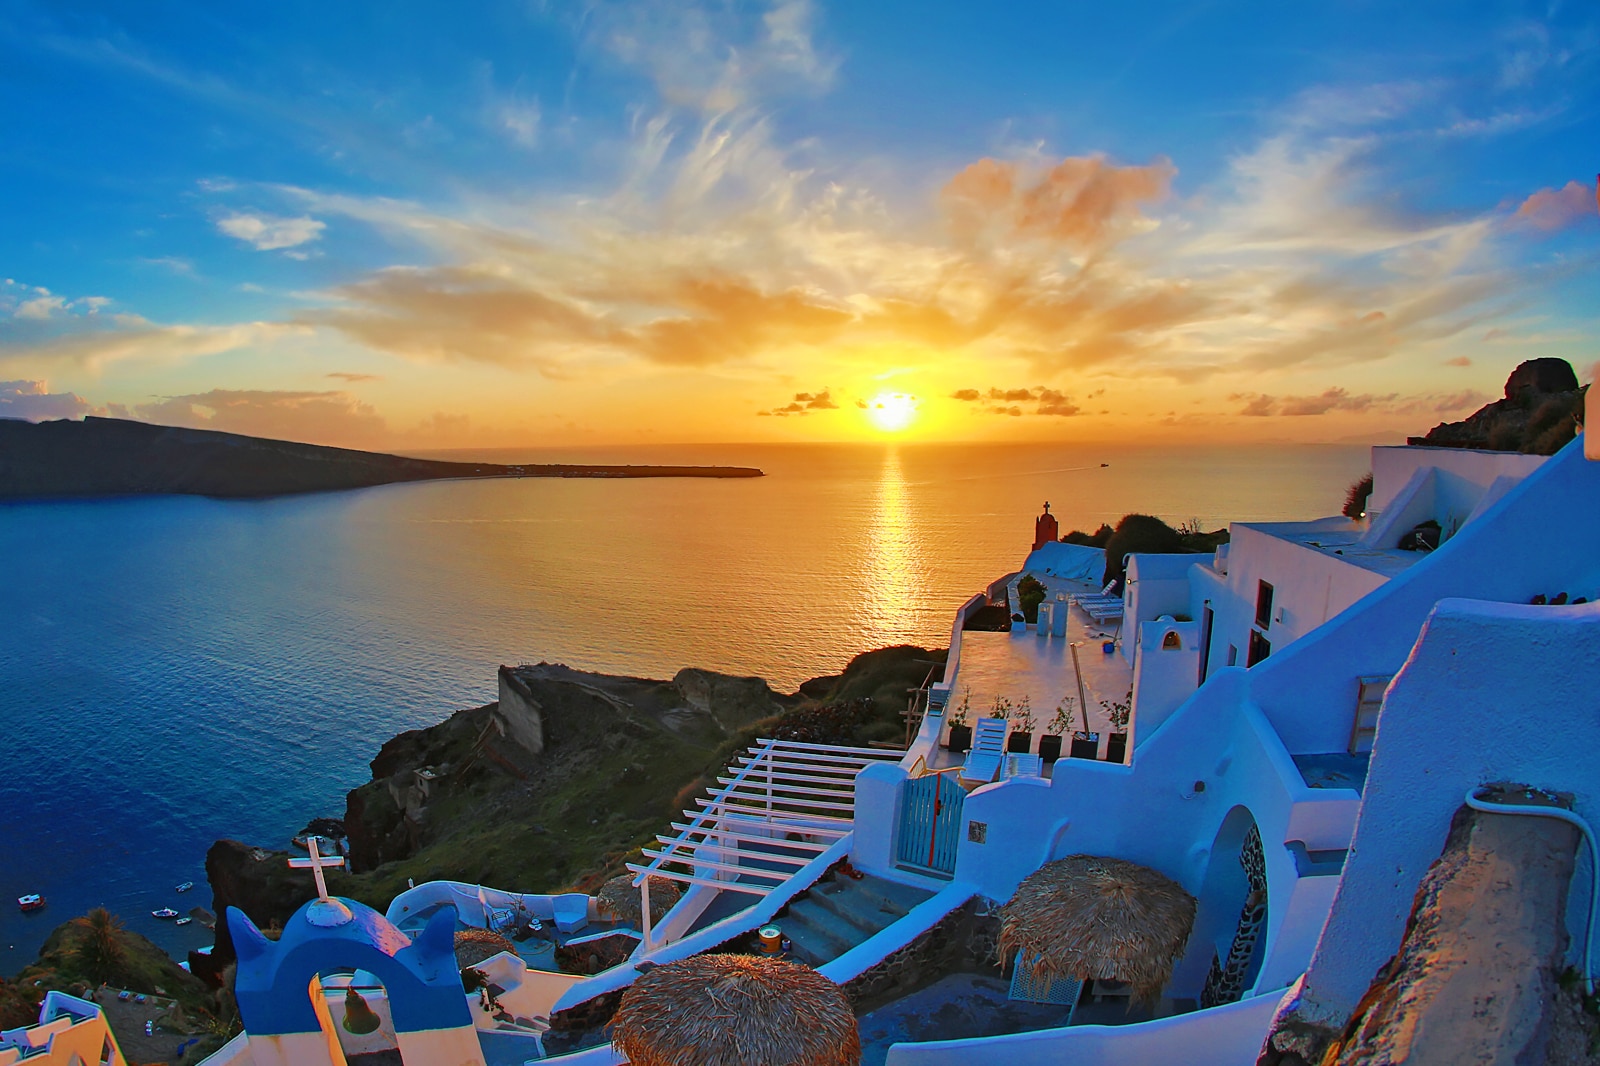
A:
[937,591,1133,766]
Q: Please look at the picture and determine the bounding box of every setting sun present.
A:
[867,393,918,433]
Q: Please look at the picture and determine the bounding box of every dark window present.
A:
[1198,606,1215,684]
[1247,630,1272,666]
[1226,644,1238,667]
[1255,581,1275,630]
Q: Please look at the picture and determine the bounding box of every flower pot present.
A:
[1038,734,1064,763]
[946,723,972,752]
[1105,732,1128,763]
[1007,731,1034,754]
[1069,731,1101,760]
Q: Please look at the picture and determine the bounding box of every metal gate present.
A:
[895,770,964,876]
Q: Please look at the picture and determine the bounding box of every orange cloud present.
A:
[943,154,1175,248]
[1514,180,1595,231]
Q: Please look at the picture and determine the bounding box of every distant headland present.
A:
[0,417,764,501]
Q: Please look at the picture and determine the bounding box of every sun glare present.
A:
[867,393,918,433]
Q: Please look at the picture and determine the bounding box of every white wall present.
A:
[1129,619,1201,745]
[1369,445,1544,516]
[1124,554,1200,667]
[1200,524,1386,681]
[1250,437,1600,756]
[1281,597,1600,1033]
[883,985,1286,1066]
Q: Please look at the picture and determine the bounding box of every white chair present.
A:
[960,716,1009,785]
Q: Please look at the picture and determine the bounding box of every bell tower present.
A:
[1033,501,1059,551]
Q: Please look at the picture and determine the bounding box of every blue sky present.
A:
[1,0,1596,446]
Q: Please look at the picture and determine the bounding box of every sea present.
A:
[0,441,1369,972]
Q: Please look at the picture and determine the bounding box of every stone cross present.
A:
[288,837,346,903]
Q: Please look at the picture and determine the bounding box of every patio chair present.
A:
[1004,753,1044,779]
[959,716,1009,786]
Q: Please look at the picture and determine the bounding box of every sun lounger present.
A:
[959,716,1009,785]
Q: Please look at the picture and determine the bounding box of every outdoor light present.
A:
[342,987,382,1035]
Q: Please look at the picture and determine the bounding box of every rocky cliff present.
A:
[1412,357,1586,454]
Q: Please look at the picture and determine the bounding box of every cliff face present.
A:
[1412,358,1585,455]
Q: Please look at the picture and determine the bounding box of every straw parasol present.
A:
[998,854,1196,1005]
[595,874,681,928]
[454,928,519,969]
[611,954,861,1066]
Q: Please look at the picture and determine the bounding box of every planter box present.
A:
[1006,731,1034,754]
[1105,733,1128,763]
[1069,731,1101,760]
[946,723,973,752]
[1038,734,1064,763]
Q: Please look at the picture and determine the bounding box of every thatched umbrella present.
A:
[454,928,519,969]
[611,954,860,1066]
[595,874,681,928]
[998,854,1196,1005]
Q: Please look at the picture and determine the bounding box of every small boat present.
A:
[17,894,45,912]
[174,917,193,926]
[1100,462,1110,468]
[152,908,180,920]
[175,881,194,893]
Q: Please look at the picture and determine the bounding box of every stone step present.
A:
[781,898,859,966]
[811,880,901,936]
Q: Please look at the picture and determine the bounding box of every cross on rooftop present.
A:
[1043,501,1051,513]
[288,838,345,903]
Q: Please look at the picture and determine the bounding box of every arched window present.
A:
[1161,630,1182,650]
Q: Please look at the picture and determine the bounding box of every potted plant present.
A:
[1102,688,1132,763]
[945,688,973,752]
[1007,695,1036,754]
[1040,697,1075,763]
[1069,692,1100,760]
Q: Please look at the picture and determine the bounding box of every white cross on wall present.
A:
[288,838,346,902]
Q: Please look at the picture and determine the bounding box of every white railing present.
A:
[626,738,902,947]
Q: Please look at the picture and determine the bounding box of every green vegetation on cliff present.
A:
[201,646,945,975]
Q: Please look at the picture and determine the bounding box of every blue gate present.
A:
[895,771,964,876]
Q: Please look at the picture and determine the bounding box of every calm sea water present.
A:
[0,442,1368,971]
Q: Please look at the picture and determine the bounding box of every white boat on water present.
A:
[175,917,193,926]
[175,881,194,893]
[152,907,180,920]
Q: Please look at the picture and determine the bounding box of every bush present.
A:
[1342,473,1373,519]
[1102,514,1184,585]
[1017,574,1047,623]
[1061,523,1113,547]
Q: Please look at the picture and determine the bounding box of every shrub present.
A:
[1061,523,1114,547]
[1017,574,1047,623]
[1102,514,1184,585]
[1342,473,1373,519]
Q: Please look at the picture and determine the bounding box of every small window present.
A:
[1247,630,1272,666]
[1226,644,1238,667]
[1161,630,1183,650]
[1255,581,1275,630]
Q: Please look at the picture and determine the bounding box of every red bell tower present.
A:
[1033,501,1059,550]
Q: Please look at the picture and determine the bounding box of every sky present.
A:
[1,0,1596,449]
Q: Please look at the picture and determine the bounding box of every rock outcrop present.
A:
[1260,789,1591,1066]
[1412,358,1586,454]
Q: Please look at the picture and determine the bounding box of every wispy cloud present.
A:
[136,388,385,446]
[216,212,326,251]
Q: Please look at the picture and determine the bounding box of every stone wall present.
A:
[495,665,546,756]
[841,897,1003,1013]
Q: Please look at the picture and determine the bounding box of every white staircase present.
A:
[625,738,902,945]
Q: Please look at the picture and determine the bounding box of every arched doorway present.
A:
[1183,806,1269,1008]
